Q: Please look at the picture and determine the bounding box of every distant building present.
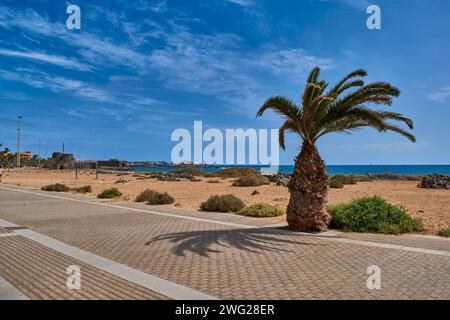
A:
[97,159,128,168]
[11,151,32,160]
[46,152,76,170]
[21,151,32,160]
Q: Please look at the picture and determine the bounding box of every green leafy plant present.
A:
[211,168,259,178]
[232,174,270,187]
[256,67,415,231]
[76,185,92,193]
[238,203,284,217]
[135,189,174,205]
[331,175,357,185]
[172,168,207,176]
[97,187,122,199]
[41,183,69,192]
[329,176,344,189]
[200,194,245,213]
[438,229,450,238]
[328,196,422,234]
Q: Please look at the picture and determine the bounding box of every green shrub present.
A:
[238,203,284,217]
[354,175,372,182]
[211,168,259,178]
[135,189,154,202]
[76,185,92,193]
[232,174,269,187]
[329,177,344,189]
[41,183,69,192]
[329,175,357,188]
[328,196,423,234]
[135,189,174,205]
[200,194,245,212]
[97,187,122,199]
[172,168,206,176]
[438,229,450,238]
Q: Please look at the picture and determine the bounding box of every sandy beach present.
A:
[1,169,449,235]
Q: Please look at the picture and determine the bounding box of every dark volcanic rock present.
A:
[264,173,292,187]
[153,173,194,182]
[419,174,450,190]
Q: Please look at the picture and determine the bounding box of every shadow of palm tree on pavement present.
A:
[146,227,324,257]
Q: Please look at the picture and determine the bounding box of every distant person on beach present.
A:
[0,165,3,182]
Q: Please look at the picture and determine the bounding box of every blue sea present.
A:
[133,165,450,175]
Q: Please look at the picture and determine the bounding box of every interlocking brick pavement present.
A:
[0,235,168,300]
[0,186,449,300]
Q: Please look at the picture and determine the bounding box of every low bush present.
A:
[238,203,284,218]
[329,176,344,189]
[438,229,450,238]
[200,194,245,212]
[211,167,259,178]
[76,185,92,193]
[136,189,174,204]
[251,190,260,195]
[354,175,372,182]
[97,188,122,199]
[329,175,357,188]
[146,190,175,205]
[41,183,69,192]
[135,189,154,202]
[172,168,206,176]
[232,174,269,187]
[207,179,221,184]
[328,196,422,234]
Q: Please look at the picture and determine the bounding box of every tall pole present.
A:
[17,116,22,167]
[38,139,41,168]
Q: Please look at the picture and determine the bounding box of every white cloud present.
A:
[319,0,369,10]
[227,0,254,6]
[0,48,92,71]
[0,68,160,110]
[0,4,333,117]
[428,86,450,102]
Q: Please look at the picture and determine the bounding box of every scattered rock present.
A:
[367,172,401,180]
[152,172,195,182]
[419,174,450,190]
[264,173,291,187]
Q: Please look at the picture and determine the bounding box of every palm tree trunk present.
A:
[287,141,330,232]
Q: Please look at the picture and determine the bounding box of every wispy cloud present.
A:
[0,3,333,118]
[428,86,450,102]
[319,0,370,10]
[226,0,254,6]
[0,48,92,71]
[0,68,160,110]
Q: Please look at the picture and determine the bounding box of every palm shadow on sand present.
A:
[146,227,324,257]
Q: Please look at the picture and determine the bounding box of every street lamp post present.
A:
[17,116,22,167]
[38,139,41,168]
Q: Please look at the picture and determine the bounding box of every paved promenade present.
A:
[0,185,449,300]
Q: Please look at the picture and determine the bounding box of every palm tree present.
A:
[256,67,415,232]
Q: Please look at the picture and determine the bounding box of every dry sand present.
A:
[1,169,449,234]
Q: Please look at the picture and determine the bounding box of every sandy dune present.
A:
[1,169,449,234]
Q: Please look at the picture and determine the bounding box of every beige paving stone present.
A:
[0,187,449,300]
[0,236,168,300]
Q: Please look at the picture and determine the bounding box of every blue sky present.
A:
[0,0,449,164]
